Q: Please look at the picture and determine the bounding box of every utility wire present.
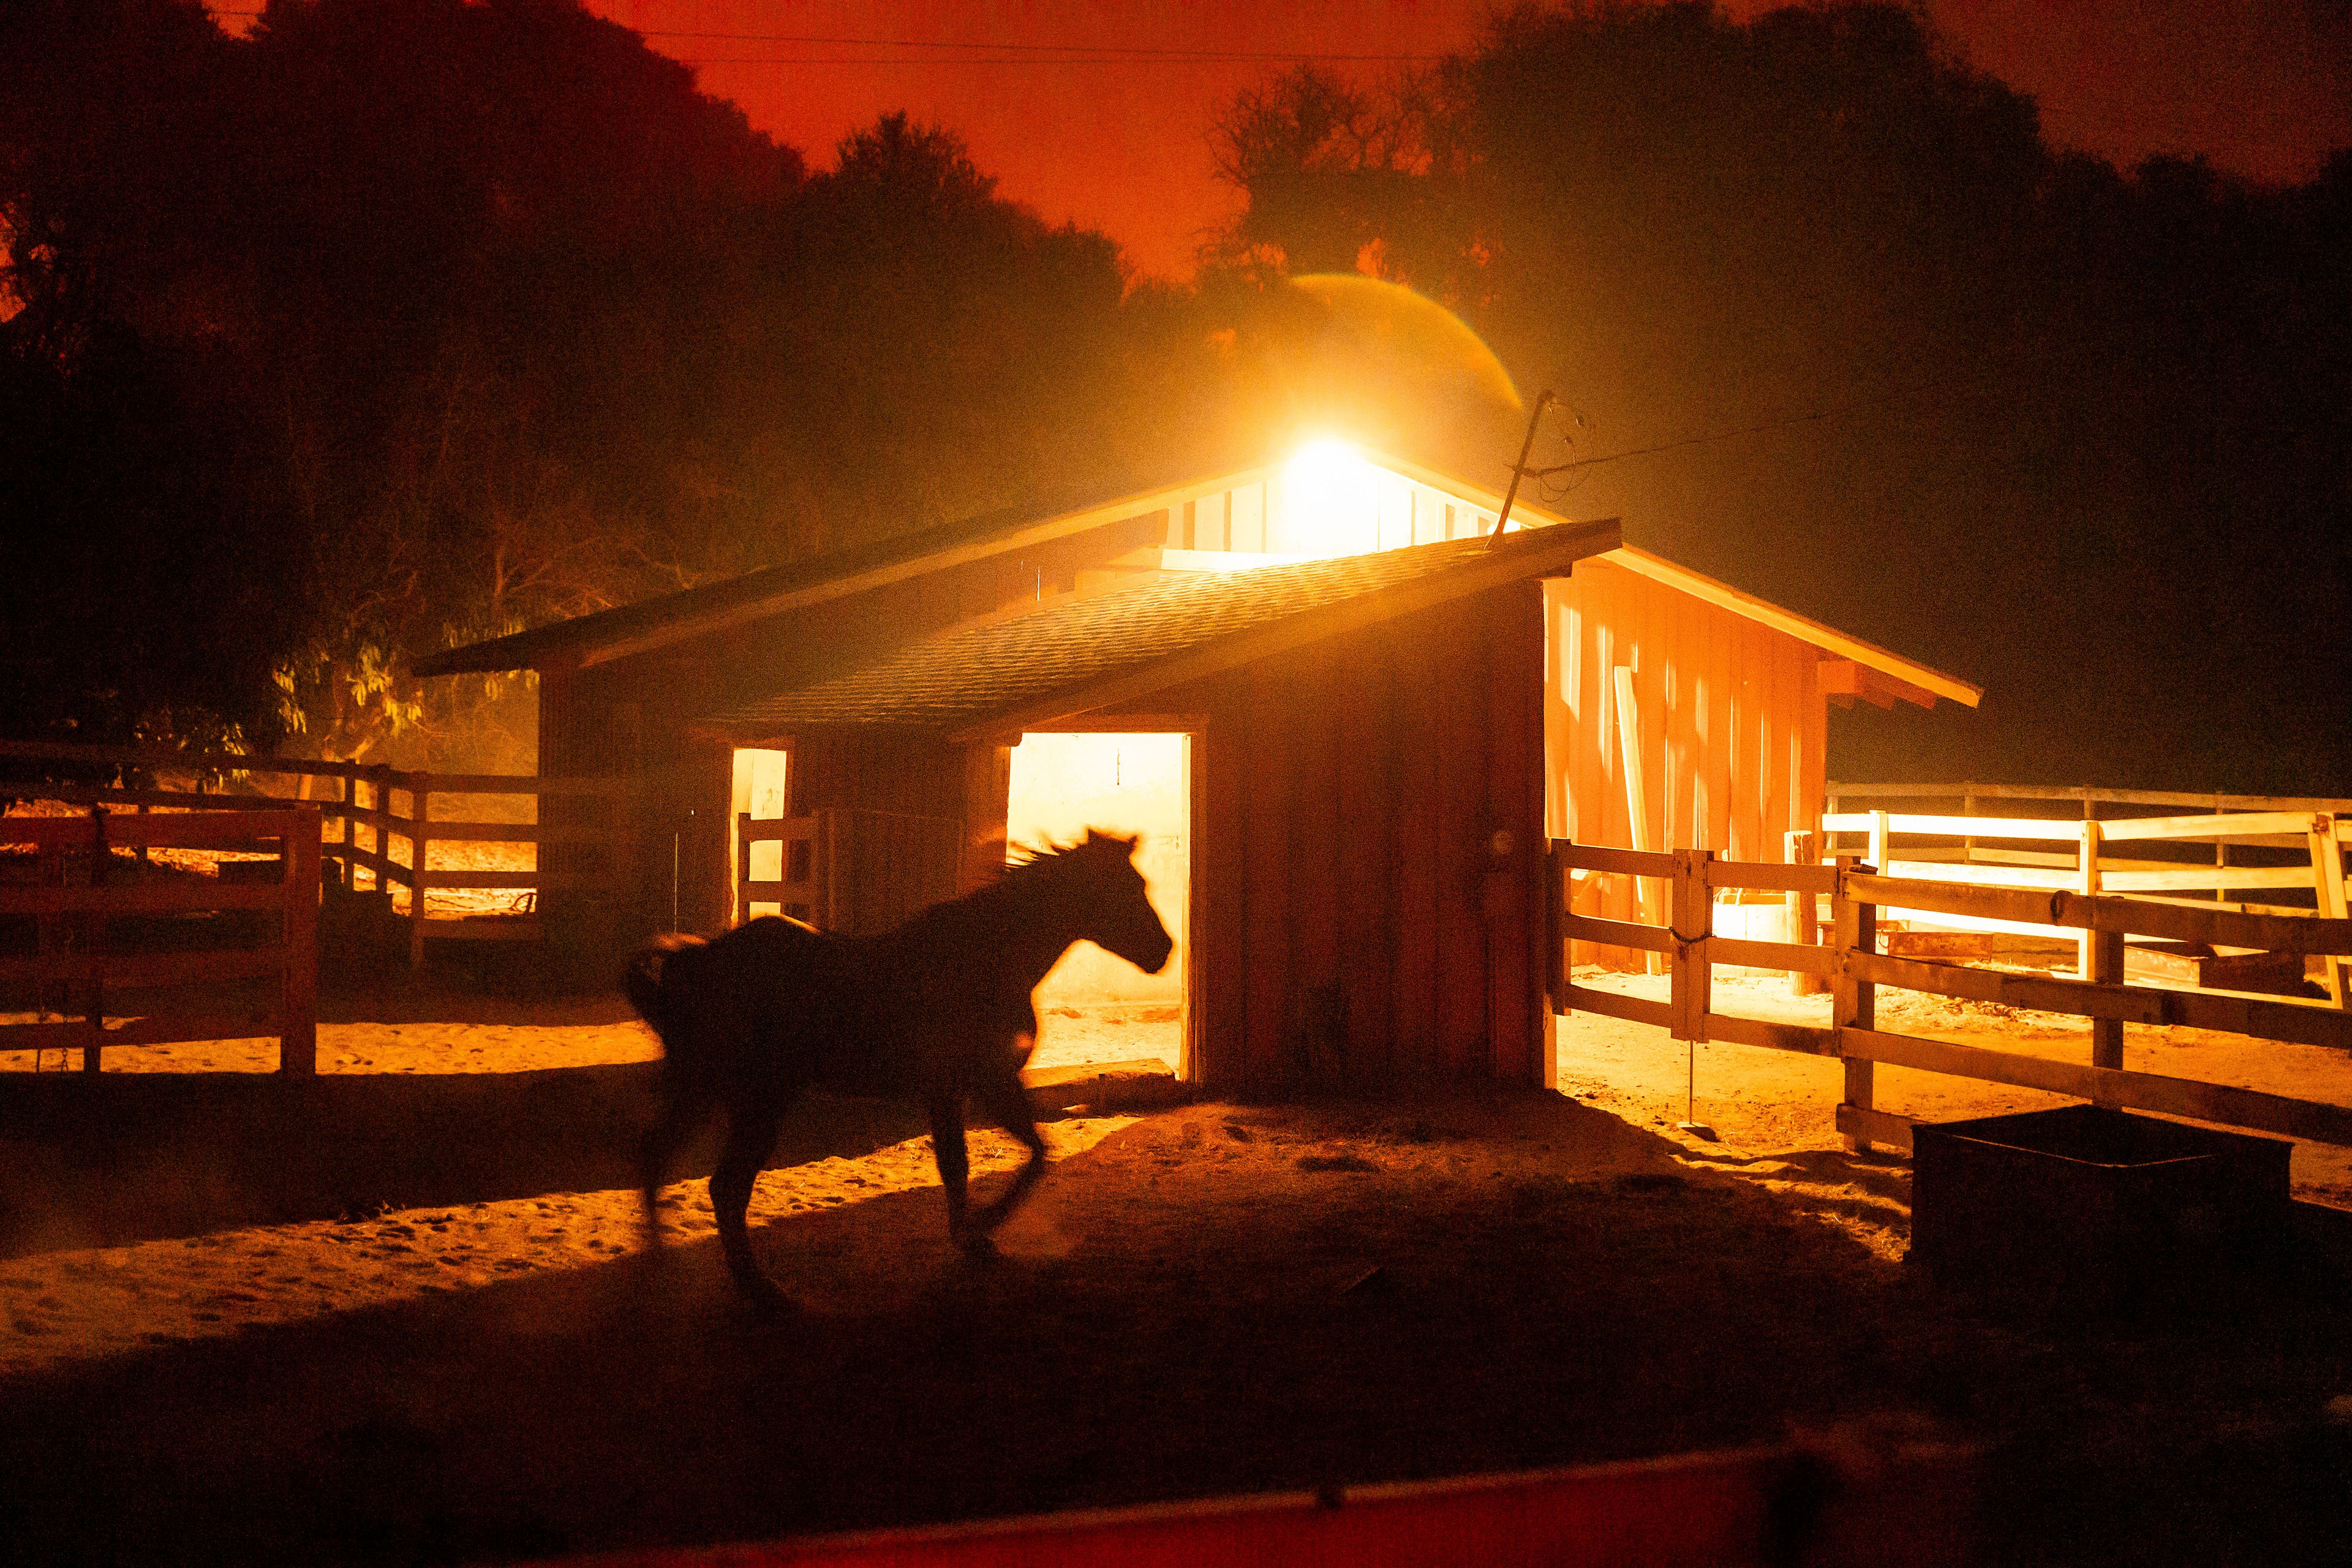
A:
[1526,369,1982,497]
[208,11,1444,62]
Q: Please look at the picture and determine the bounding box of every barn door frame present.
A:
[1003,712,1207,1084]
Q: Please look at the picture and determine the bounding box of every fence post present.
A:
[1785,829,1824,998]
[83,805,106,1076]
[1545,840,1567,1019]
[369,764,393,895]
[1868,810,1891,882]
[2076,818,2104,981]
[281,805,320,1076]
[736,810,753,928]
[408,777,431,968]
[1831,854,1877,1153]
[1668,847,1713,1041]
[2310,814,2350,1009]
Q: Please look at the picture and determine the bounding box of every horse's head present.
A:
[1060,829,1174,975]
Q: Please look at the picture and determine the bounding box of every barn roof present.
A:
[409,458,1245,678]
[415,439,1978,709]
[700,520,1621,744]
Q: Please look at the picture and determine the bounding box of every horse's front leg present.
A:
[965,1067,1050,1237]
[927,1094,978,1245]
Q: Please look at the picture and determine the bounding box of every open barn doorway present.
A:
[1006,731,1191,1079]
[730,747,791,920]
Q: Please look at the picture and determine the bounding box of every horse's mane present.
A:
[983,832,1135,906]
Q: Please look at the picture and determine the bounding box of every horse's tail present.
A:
[624,933,707,1046]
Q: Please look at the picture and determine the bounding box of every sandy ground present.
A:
[1,986,2348,1564]
[1559,968,2352,1212]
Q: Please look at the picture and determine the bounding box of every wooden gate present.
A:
[737,809,963,933]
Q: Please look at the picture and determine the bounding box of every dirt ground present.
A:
[2,981,2349,1565]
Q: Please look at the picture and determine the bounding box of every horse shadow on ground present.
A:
[1,1093,2346,1567]
[0,1066,931,1257]
[0,1096,1947,1566]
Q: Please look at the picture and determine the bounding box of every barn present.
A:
[416,440,1978,1093]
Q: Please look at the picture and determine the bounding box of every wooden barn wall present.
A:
[1131,581,1548,1094]
[530,512,1168,943]
[1542,562,1826,965]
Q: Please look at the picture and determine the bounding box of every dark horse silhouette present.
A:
[625,829,1174,1306]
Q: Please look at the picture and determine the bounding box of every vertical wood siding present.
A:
[1544,562,1826,965]
[1143,581,1548,1093]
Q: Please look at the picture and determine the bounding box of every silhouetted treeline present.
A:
[6,1,2347,793]
[1215,3,2352,792]
[1,0,1212,764]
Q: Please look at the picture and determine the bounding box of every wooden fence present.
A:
[0,805,320,1073]
[0,738,630,964]
[1817,804,2352,1008]
[1553,840,2352,1156]
[737,809,963,935]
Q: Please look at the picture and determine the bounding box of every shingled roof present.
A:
[701,519,1621,744]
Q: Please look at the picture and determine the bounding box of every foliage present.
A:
[0,0,1192,767]
[1206,3,2352,791]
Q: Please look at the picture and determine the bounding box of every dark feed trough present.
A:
[1911,1105,2291,1309]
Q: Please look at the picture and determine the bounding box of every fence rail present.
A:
[1551,840,2352,1158]
[1815,797,2351,1011]
[1,738,630,964]
[0,805,318,1073]
[736,809,965,936]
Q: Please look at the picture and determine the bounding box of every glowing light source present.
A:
[1275,439,1384,558]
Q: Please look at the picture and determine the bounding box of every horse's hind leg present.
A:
[710,1101,793,1310]
[965,1072,1050,1237]
[638,1080,709,1250]
[927,1094,978,1245]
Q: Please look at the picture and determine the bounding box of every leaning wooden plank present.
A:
[1838,1026,2352,1146]
[0,883,288,916]
[1701,1011,1838,1055]
[1556,842,1678,878]
[1562,982,1675,1030]
[0,948,284,987]
[1703,861,1838,895]
[2099,810,2321,842]
[1563,912,1673,953]
[1834,1104,1918,1155]
[1708,936,1836,977]
[1845,873,2352,955]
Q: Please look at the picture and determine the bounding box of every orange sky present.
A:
[221,1,2352,279]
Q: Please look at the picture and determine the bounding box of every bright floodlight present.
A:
[1277,439,1382,557]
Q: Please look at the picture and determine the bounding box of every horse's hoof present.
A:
[732,1274,801,1317]
[956,1231,1001,1262]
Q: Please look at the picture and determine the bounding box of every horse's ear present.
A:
[1081,828,1140,857]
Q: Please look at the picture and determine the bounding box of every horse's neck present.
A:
[967,872,1088,993]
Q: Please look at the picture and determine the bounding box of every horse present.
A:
[625,829,1174,1308]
